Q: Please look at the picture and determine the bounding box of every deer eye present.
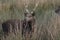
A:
[31,11,35,16]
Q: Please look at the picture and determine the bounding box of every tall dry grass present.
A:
[0,0,60,40]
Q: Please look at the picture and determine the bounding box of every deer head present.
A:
[24,1,40,22]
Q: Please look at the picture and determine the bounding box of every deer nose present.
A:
[26,17,33,21]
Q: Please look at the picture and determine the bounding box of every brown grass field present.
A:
[0,0,60,40]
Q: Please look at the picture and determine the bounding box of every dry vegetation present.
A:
[0,0,60,40]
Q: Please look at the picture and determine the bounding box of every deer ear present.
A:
[24,12,27,16]
[31,11,35,16]
[24,9,29,16]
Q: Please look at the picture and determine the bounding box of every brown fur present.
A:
[22,11,36,40]
[55,6,60,14]
[2,11,36,39]
[2,19,21,38]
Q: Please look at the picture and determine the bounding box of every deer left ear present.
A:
[31,11,35,16]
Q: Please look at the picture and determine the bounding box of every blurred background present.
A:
[0,0,60,40]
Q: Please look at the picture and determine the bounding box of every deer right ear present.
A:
[31,11,35,16]
[24,12,27,16]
